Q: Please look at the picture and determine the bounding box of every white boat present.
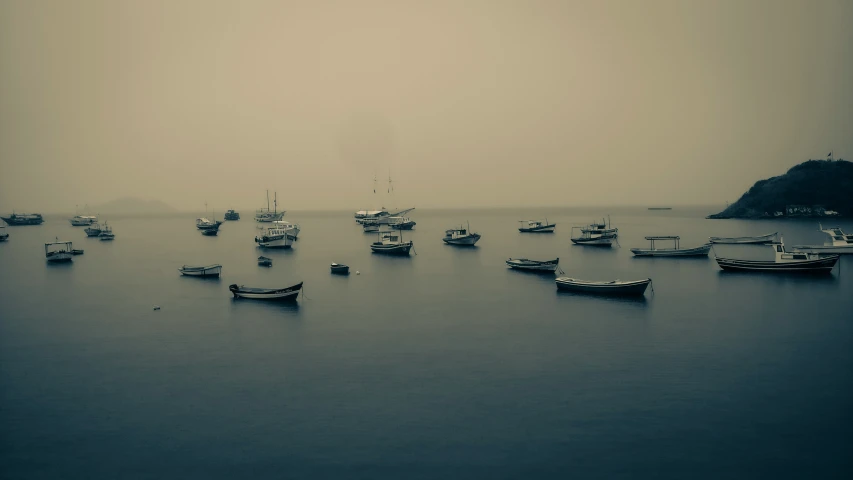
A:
[196,217,222,231]
[714,237,839,273]
[255,190,285,222]
[630,236,711,257]
[229,282,303,301]
[84,223,103,237]
[709,232,777,244]
[792,224,853,254]
[45,240,73,263]
[255,223,294,249]
[69,215,97,226]
[271,220,300,239]
[506,258,559,272]
[370,230,413,255]
[443,223,481,246]
[99,223,115,241]
[556,277,651,296]
[355,209,389,221]
[0,225,8,241]
[518,219,555,233]
[178,264,222,277]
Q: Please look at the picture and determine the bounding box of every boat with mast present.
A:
[84,222,103,237]
[98,223,115,240]
[224,209,240,221]
[255,190,285,222]
[354,174,389,222]
[443,222,481,246]
[370,228,413,255]
[571,217,618,247]
[518,219,555,233]
[792,224,853,254]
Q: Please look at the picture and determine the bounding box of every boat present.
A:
[224,210,240,221]
[196,205,222,231]
[571,218,618,247]
[258,256,272,267]
[443,223,481,246]
[98,223,115,241]
[518,219,555,233]
[255,223,294,249]
[201,228,218,236]
[505,258,559,272]
[354,175,390,221]
[270,220,300,239]
[648,207,672,210]
[71,249,84,255]
[356,207,415,225]
[84,223,103,237]
[255,190,285,222]
[792,224,853,254]
[556,277,651,296]
[714,238,839,273]
[630,236,711,257]
[363,223,380,233]
[0,225,8,241]
[178,264,222,277]
[1,213,44,225]
[709,232,777,244]
[229,282,303,301]
[45,240,73,263]
[69,215,97,226]
[370,229,413,255]
[387,216,416,230]
[330,263,350,274]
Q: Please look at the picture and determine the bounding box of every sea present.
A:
[1,207,851,479]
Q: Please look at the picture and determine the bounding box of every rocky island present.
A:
[708,159,852,219]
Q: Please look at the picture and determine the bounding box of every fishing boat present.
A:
[630,236,711,257]
[45,240,73,263]
[229,282,303,301]
[387,216,416,230]
[1,213,44,225]
[224,210,240,221]
[330,263,350,274]
[518,219,555,233]
[98,223,115,241]
[270,220,300,239]
[571,218,618,247]
[178,264,222,277]
[0,225,8,241]
[255,223,294,249]
[443,223,481,246]
[709,232,777,244]
[84,223,103,237]
[255,190,285,222]
[714,238,839,273]
[196,204,223,231]
[505,258,559,272]
[258,256,272,267]
[556,277,651,296]
[71,249,84,255]
[69,215,97,226]
[792,224,853,254]
[370,229,413,255]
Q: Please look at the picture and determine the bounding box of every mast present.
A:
[266,190,270,212]
[274,192,277,215]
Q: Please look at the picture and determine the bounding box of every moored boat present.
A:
[255,223,295,249]
[370,230,413,255]
[518,219,555,233]
[792,224,853,254]
[201,229,218,236]
[70,215,98,226]
[255,190,285,222]
[196,217,222,231]
[0,225,8,241]
[1,213,44,225]
[443,223,481,246]
[709,232,777,244]
[630,236,711,257]
[556,277,651,296]
[258,256,272,267]
[387,216,416,230]
[714,238,839,273]
[84,223,103,237]
[506,258,559,272]
[571,217,618,246]
[98,223,115,240]
[71,249,84,255]
[224,210,240,221]
[363,223,380,233]
[229,282,303,301]
[330,263,350,274]
[178,264,222,277]
[45,240,73,263]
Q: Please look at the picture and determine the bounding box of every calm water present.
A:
[1,208,852,479]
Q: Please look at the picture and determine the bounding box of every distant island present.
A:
[708,159,852,219]
[91,197,176,215]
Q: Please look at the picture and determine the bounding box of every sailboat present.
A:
[196,202,222,232]
[354,175,389,222]
[255,190,285,222]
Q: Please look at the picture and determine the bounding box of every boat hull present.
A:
[714,255,839,273]
[1,216,44,225]
[99,234,115,241]
[46,253,72,263]
[179,265,222,277]
[519,225,555,233]
[709,233,777,244]
[84,228,102,237]
[631,244,711,257]
[229,282,302,300]
[443,234,481,246]
[0,235,8,241]
[556,277,650,296]
[255,213,285,222]
[331,264,350,274]
[506,258,559,272]
[370,242,413,255]
[571,237,614,246]
[390,222,416,230]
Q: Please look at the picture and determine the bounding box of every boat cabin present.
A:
[45,240,72,258]
[644,236,680,250]
[822,226,853,245]
[772,240,810,261]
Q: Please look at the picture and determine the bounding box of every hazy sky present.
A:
[1,0,851,212]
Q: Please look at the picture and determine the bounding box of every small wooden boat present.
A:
[370,230,413,255]
[556,277,651,296]
[71,249,84,255]
[229,282,303,301]
[178,264,222,277]
[45,240,73,263]
[201,228,218,236]
[518,219,555,233]
[709,232,777,244]
[330,263,350,274]
[258,256,272,267]
[714,238,839,273]
[792,224,853,254]
[443,222,481,246]
[506,258,559,272]
[631,236,711,257]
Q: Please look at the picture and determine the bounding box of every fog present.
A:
[1,0,851,213]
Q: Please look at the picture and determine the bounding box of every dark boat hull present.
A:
[331,265,350,274]
[715,256,838,273]
[519,224,556,233]
[556,278,650,295]
[229,282,302,300]
[370,242,413,255]
[1,216,44,225]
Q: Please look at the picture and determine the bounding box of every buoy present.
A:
[356,271,360,275]
[153,306,160,310]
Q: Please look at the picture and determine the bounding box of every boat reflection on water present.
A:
[556,289,650,306]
